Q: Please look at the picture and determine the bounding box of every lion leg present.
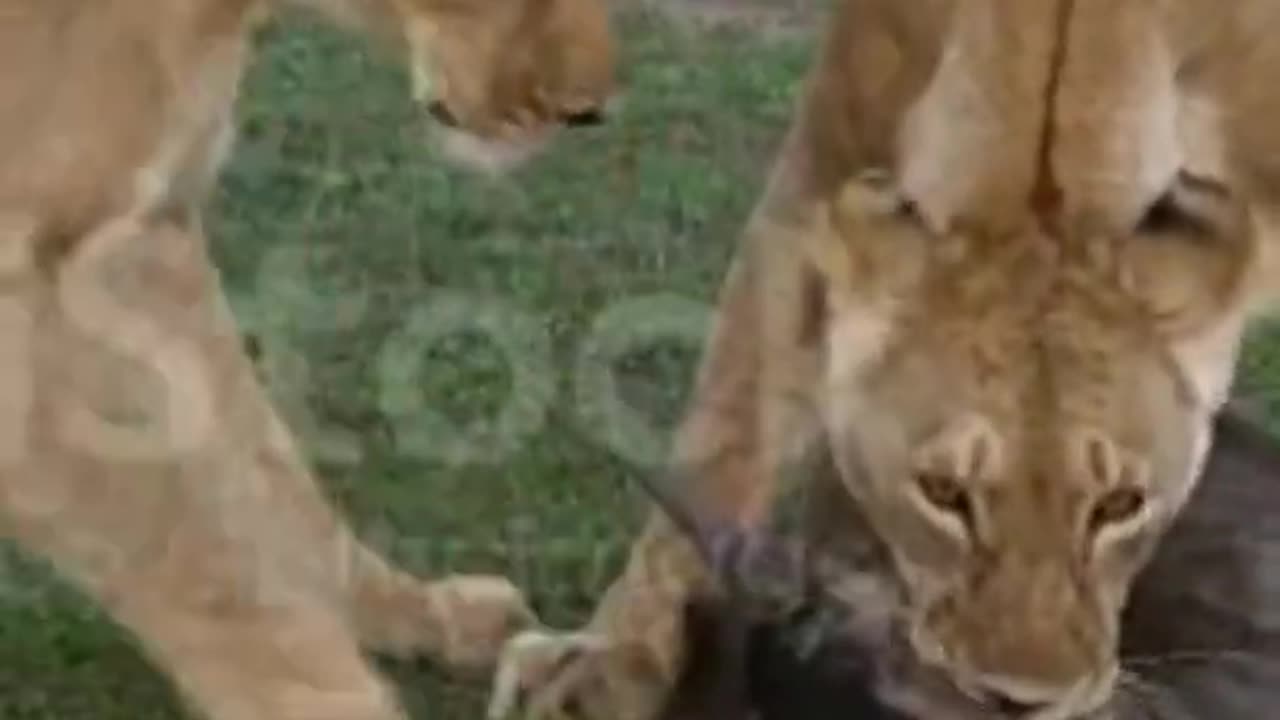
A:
[95,586,410,720]
[1,218,530,715]
[487,515,711,720]
[204,292,536,670]
[490,228,817,718]
[3,426,413,720]
[198,288,536,672]
[170,220,537,671]
[344,544,536,671]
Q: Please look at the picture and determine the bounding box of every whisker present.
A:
[1114,671,1163,718]
[1121,648,1259,668]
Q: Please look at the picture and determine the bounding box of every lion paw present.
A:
[422,575,538,672]
[486,629,669,720]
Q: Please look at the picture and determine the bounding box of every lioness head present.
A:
[805,169,1260,718]
[386,0,616,172]
[787,2,1280,717]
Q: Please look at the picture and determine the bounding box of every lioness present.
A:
[0,0,614,719]
[491,1,1280,719]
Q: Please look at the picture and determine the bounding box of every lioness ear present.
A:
[801,168,920,298]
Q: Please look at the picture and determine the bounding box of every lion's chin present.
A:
[434,127,552,176]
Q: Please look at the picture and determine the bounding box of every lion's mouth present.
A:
[562,108,605,127]
[425,99,605,133]
[426,100,459,129]
[408,54,467,132]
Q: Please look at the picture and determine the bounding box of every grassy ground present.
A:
[0,7,814,718]
[4,4,1280,719]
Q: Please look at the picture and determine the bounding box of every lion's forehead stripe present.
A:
[898,0,1061,231]
[898,0,1228,233]
[1050,0,1184,226]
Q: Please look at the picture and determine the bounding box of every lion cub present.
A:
[0,0,615,719]
[491,1,1280,719]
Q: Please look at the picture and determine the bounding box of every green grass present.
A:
[4,6,1280,719]
[0,8,813,718]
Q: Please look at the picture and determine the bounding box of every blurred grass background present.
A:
[3,1,1280,717]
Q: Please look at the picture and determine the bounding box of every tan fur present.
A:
[491,1,1280,719]
[0,0,615,718]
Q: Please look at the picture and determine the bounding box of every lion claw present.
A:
[487,628,666,720]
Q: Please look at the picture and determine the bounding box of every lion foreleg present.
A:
[0,217,530,719]
[489,213,828,718]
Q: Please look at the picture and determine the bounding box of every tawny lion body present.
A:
[492,1,1280,719]
[0,0,615,718]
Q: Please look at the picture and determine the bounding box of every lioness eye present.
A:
[1089,487,1146,532]
[916,473,972,522]
[852,168,921,222]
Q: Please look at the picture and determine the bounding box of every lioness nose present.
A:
[981,689,1048,717]
[562,107,605,127]
[426,100,458,128]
